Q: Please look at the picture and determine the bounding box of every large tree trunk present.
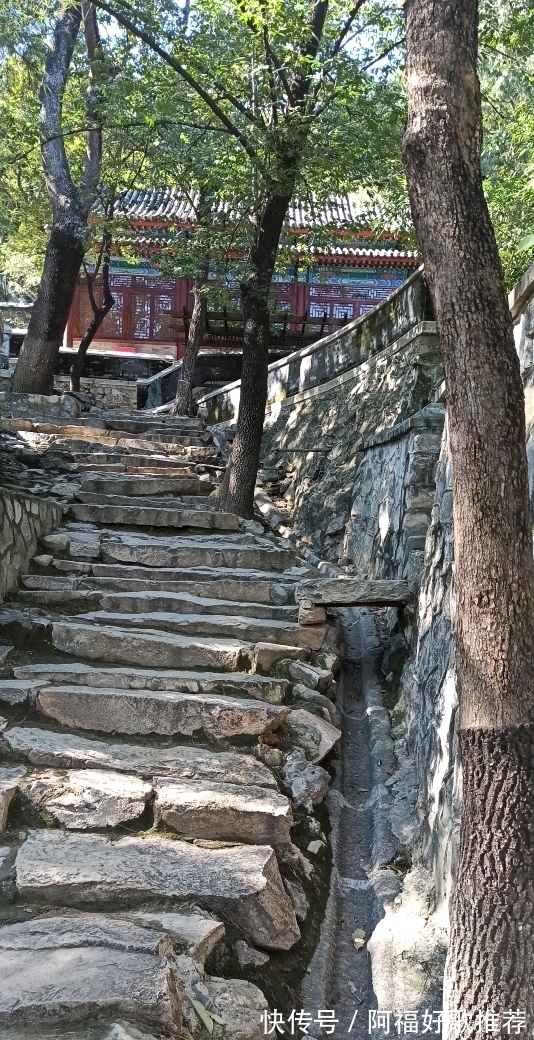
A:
[70,228,114,392]
[14,225,86,394]
[403,0,534,1027]
[172,263,209,416]
[13,3,101,395]
[213,190,292,517]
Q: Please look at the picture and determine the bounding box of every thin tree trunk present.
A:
[13,3,102,395]
[172,263,209,416]
[213,189,292,517]
[403,0,534,1027]
[70,228,114,392]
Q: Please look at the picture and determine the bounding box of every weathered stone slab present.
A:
[175,952,267,1040]
[70,502,240,530]
[127,911,224,964]
[78,609,327,650]
[281,750,330,809]
[22,574,78,590]
[0,680,43,707]
[5,727,277,786]
[15,662,288,703]
[52,620,254,671]
[68,530,102,560]
[16,831,300,949]
[79,474,212,497]
[37,685,289,739]
[0,767,26,832]
[254,643,307,672]
[0,914,180,1030]
[295,576,411,606]
[102,534,295,571]
[19,588,101,607]
[41,533,70,552]
[154,777,293,844]
[26,768,152,828]
[284,709,341,764]
[98,590,298,623]
[52,557,92,574]
[92,564,298,603]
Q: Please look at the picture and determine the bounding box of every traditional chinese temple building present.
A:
[66,191,419,362]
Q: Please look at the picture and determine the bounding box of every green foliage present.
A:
[480,0,534,287]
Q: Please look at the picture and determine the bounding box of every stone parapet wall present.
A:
[0,489,63,601]
[200,269,434,425]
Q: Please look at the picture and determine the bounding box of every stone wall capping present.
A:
[295,577,411,608]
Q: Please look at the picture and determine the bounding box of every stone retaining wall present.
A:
[0,489,63,601]
[54,375,138,411]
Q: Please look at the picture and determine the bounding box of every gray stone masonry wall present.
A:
[54,376,138,411]
[256,332,443,579]
[0,489,63,601]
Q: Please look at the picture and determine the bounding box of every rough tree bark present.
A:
[70,226,114,392]
[13,3,102,395]
[213,188,292,517]
[213,3,328,518]
[403,0,534,1029]
[172,267,209,415]
[172,192,211,416]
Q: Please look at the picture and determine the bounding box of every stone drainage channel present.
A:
[0,404,362,1040]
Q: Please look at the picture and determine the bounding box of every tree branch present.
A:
[39,4,83,223]
[328,0,367,58]
[290,0,330,110]
[92,0,259,162]
[80,2,102,212]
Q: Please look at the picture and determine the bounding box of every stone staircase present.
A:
[0,408,341,1040]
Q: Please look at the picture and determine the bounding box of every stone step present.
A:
[78,474,213,497]
[16,830,300,949]
[90,563,300,602]
[78,608,327,649]
[25,767,152,829]
[15,662,288,703]
[93,574,296,605]
[51,619,256,670]
[4,725,278,785]
[114,437,219,459]
[37,683,290,738]
[74,491,218,511]
[0,914,181,1031]
[71,452,195,470]
[154,777,292,844]
[104,417,206,435]
[97,590,298,623]
[18,588,102,608]
[102,534,296,571]
[23,767,292,843]
[5,419,208,448]
[69,502,239,530]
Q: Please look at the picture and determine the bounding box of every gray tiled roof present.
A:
[110,189,373,230]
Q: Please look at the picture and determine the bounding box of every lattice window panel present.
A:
[333,303,354,319]
[101,291,125,337]
[131,293,152,340]
[152,294,174,340]
[134,276,176,290]
[309,303,330,318]
[109,275,132,287]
